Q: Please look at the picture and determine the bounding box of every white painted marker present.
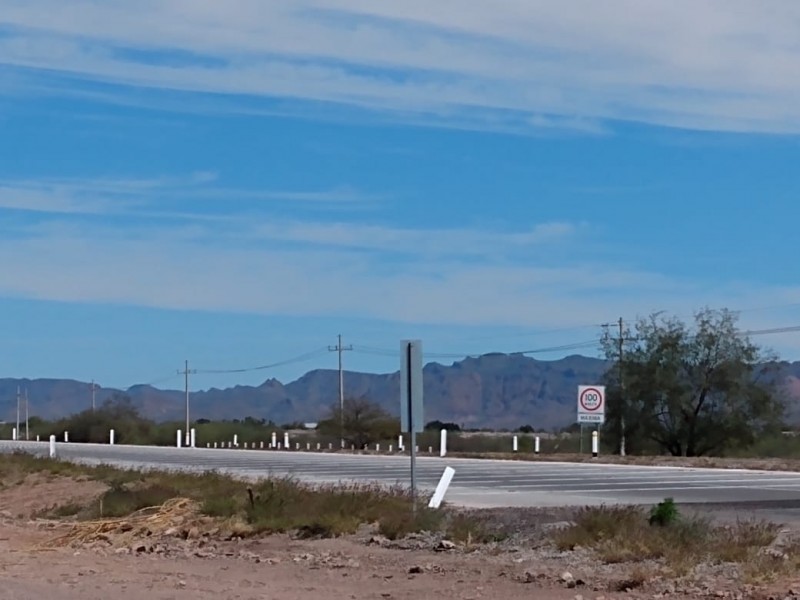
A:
[110,429,115,445]
[49,435,56,458]
[176,430,182,448]
[440,429,447,458]
[428,467,456,509]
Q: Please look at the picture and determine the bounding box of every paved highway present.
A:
[3,441,800,509]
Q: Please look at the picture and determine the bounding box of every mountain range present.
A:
[2,354,800,430]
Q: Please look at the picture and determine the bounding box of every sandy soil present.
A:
[1,476,800,600]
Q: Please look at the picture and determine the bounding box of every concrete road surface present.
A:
[4,441,800,509]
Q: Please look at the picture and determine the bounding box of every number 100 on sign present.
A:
[577,385,605,424]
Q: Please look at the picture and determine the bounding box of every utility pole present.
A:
[178,360,197,446]
[328,335,352,447]
[90,380,98,412]
[24,388,29,441]
[15,386,20,441]
[618,317,626,457]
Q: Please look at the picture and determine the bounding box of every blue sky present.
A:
[1,1,799,392]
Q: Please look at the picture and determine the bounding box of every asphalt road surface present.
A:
[4,441,800,510]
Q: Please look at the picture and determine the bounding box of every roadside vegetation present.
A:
[2,452,483,542]
[552,500,798,583]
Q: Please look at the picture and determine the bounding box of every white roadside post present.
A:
[49,435,56,458]
[316,443,321,451]
[592,430,599,458]
[295,442,300,450]
[190,428,196,448]
[271,432,277,449]
[428,467,456,509]
[398,435,404,452]
[233,434,238,448]
[513,435,518,452]
[376,443,380,452]
[306,442,311,451]
[176,430,183,448]
[64,431,69,443]
[12,428,16,441]
[110,429,115,445]
[440,429,447,458]
[36,435,40,442]
[389,444,393,452]
[534,436,540,455]
[283,432,289,449]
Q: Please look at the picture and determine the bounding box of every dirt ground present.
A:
[2,475,800,600]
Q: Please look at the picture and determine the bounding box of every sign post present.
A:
[400,340,424,514]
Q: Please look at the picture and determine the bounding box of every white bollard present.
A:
[110,429,115,445]
[440,429,447,458]
[244,442,249,449]
[214,442,218,448]
[12,427,17,441]
[398,435,404,451]
[534,436,540,455]
[328,443,332,450]
[271,432,277,449]
[513,436,518,452]
[428,446,432,454]
[416,445,419,452]
[233,434,238,447]
[206,443,210,448]
[306,442,311,450]
[389,444,393,452]
[227,441,232,448]
[177,430,183,448]
[316,443,321,450]
[284,432,289,449]
[428,467,456,509]
[49,435,56,458]
[295,442,300,450]
[64,431,69,443]
[190,428,196,448]
[592,431,599,458]
[277,443,282,450]
[351,444,355,451]
[376,443,380,452]
[36,435,40,442]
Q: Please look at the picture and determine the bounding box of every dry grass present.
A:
[553,505,784,577]
[2,453,481,543]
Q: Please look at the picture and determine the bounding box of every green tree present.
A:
[318,397,398,449]
[600,308,784,457]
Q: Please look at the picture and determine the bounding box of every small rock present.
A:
[408,566,423,574]
[368,535,389,546]
[177,580,186,588]
[114,547,130,556]
[164,527,179,537]
[436,540,456,552]
[560,572,574,584]
[573,595,583,600]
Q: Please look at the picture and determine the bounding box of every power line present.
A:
[195,347,329,374]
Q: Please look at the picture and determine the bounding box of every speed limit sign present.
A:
[577,385,605,424]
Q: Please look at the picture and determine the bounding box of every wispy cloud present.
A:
[2,1,800,133]
[0,175,379,219]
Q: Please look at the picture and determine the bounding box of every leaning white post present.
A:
[109,429,115,445]
[440,429,447,457]
[428,467,456,509]
[176,430,182,448]
[513,435,518,452]
[49,435,56,458]
[233,434,238,447]
[592,430,599,458]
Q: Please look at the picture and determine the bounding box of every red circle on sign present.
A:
[580,387,603,411]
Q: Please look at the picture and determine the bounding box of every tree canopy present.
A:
[601,308,784,457]
[317,397,398,449]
